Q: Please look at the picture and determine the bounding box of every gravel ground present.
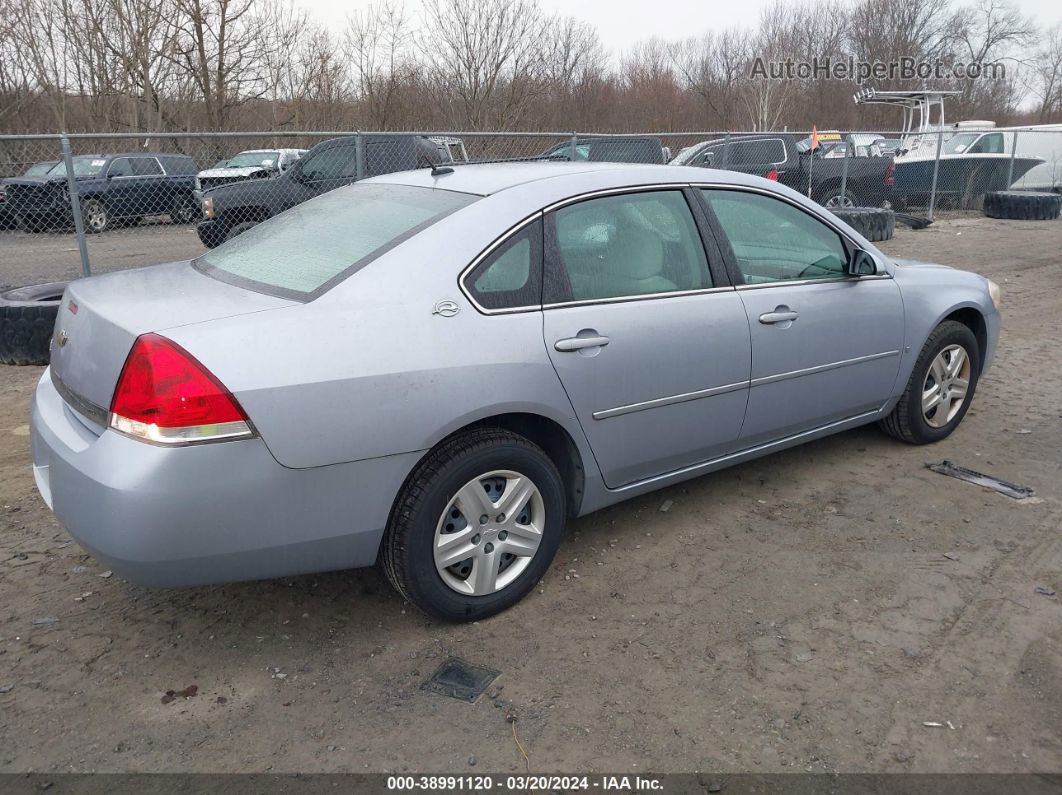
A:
[0,220,204,288]
[0,216,1060,774]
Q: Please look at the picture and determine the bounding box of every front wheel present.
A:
[382,428,566,621]
[169,193,199,224]
[80,198,109,233]
[879,321,980,444]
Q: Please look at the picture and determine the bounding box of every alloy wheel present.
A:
[922,344,971,428]
[433,470,545,596]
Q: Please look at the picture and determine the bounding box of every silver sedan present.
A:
[31,163,1001,620]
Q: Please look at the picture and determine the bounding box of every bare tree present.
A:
[420,0,547,130]
[344,1,414,129]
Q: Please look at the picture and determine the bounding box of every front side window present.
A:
[299,144,357,181]
[465,219,542,310]
[702,189,847,284]
[195,184,477,299]
[107,158,133,177]
[545,190,711,303]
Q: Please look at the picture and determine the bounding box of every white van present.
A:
[1002,125,1062,192]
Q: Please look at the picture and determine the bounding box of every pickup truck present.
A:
[2,153,198,232]
[196,134,466,247]
[540,136,668,164]
[670,133,896,209]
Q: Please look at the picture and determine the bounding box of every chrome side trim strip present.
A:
[750,350,900,387]
[52,370,108,428]
[735,274,892,290]
[543,285,735,311]
[610,408,882,493]
[592,380,747,420]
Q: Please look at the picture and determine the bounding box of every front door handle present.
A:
[759,308,799,325]
[555,335,610,352]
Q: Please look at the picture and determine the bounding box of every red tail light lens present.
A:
[109,333,253,445]
[765,169,779,181]
[884,162,895,187]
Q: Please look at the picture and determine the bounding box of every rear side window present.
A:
[464,219,542,310]
[544,190,711,303]
[195,184,478,300]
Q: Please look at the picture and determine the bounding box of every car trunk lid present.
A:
[51,261,295,415]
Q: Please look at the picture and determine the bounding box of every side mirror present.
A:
[847,249,878,276]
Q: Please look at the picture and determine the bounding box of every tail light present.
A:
[884,162,895,187]
[765,169,779,181]
[109,333,254,445]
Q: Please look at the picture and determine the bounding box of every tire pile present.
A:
[982,191,1062,221]
[829,207,896,242]
[0,282,65,365]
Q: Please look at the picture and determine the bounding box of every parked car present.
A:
[670,133,896,208]
[32,162,1000,620]
[196,135,466,247]
[0,160,60,229]
[540,136,668,164]
[195,148,305,194]
[3,153,198,232]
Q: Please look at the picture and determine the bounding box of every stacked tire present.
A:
[829,207,895,242]
[0,282,66,365]
[982,191,1062,221]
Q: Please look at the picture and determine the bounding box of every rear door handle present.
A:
[759,309,799,325]
[555,335,610,352]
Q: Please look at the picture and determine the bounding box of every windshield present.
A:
[25,161,57,176]
[943,133,981,155]
[47,156,106,177]
[213,151,281,169]
[195,183,478,300]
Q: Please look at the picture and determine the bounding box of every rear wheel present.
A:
[819,188,858,209]
[382,428,565,621]
[879,321,980,444]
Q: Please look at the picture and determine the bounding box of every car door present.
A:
[103,157,135,215]
[295,141,358,201]
[129,156,166,215]
[699,187,904,447]
[541,187,751,489]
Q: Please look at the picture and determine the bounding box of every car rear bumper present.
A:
[31,367,419,587]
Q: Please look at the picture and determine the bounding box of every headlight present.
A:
[987,279,1001,309]
[202,196,214,218]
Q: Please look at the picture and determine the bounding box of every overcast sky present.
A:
[300,0,1062,57]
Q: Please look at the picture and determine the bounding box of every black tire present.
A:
[830,206,895,242]
[81,198,110,233]
[382,427,566,622]
[982,191,1062,221]
[879,320,980,445]
[224,221,257,241]
[169,193,199,225]
[0,282,67,366]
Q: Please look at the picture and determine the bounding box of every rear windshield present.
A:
[194,183,477,300]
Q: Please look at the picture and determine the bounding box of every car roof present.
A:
[366,161,735,197]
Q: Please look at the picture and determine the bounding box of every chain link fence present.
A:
[2,128,1060,288]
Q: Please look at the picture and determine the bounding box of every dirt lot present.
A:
[1,216,1060,775]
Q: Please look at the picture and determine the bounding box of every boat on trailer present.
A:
[854,89,1044,209]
